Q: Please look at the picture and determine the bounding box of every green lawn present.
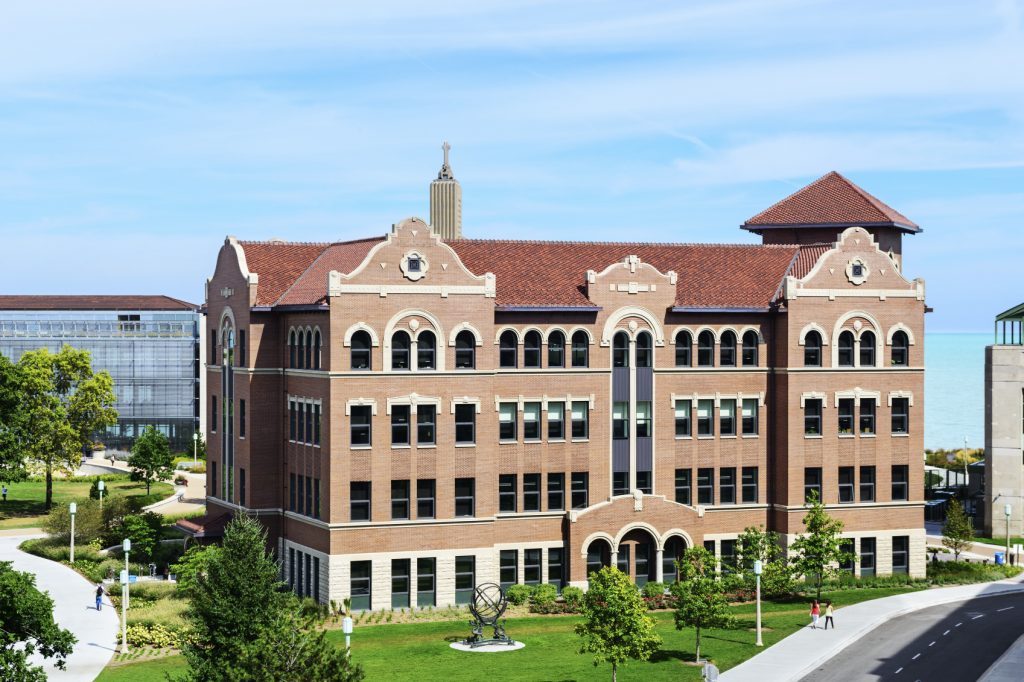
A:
[95,586,915,682]
[973,535,1024,549]
[0,477,174,529]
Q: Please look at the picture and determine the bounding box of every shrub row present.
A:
[125,623,183,649]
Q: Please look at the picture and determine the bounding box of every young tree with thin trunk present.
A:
[790,490,854,600]
[575,565,661,682]
[129,425,175,495]
[672,546,733,663]
[942,499,973,561]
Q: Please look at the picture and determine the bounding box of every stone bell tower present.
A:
[429,141,462,240]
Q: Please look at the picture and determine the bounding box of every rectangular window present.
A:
[571,472,589,510]
[455,556,476,605]
[636,470,652,495]
[417,406,436,446]
[612,401,629,439]
[350,482,371,521]
[804,467,822,502]
[860,398,876,435]
[523,473,541,512]
[391,480,410,520]
[305,476,313,517]
[392,559,410,609]
[839,539,855,573]
[547,473,565,510]
[892,465,909,501]
[351,405,372,446]
[721,539,737,574]
[288,400,295,441]
[547,401,564,439]
[548,547,564,589]
[741,398,758,435]
[416,558,435,607]
[391,405,410,446]
[860,537,876,577]
[838,466,855,504]
[239,468,246,506]
[719,467,736,504]
[674,399,692,437]
[416,479,435,519]
[455,404,476,444]
[697,399,714,437]
[499,474,517,513]
[697,468,714,505]
[289,473,296,512]
[838,398,855,434]
[238,329,246,367]
[314,479,320,519]
[523,402,541,441]
[210,330,217,364]
[719,399,736,436]
[636,401,652,438]
[211,462,217,500]
[304,403,311,444]
[571,401,589,439]
[675,468,692,505]
[239,399,246,438]
[612,471,630,497]
[498,403,517,441]
[524,549,542,585]
[742,466,758,503]
[499,550,518,590]
[212,396,218,433]
[804,398,822,436]
[455,477,475,517]
[860,466,876,502]
[892,536,909,575]
[314,404,321,445]
[350,561,371,610]
[891,397,909,434]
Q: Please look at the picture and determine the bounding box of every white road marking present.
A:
[894,667,903,674]
[912,653,921,660]
[972,614,984,620]
[929,641,936,647]
[996,606,1014,612]
[943,630,950,635]
[956,622,962,627]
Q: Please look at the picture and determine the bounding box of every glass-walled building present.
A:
[0,295,202,451]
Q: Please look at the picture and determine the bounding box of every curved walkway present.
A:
[0,533,118,681]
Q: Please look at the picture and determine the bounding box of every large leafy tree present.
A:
[180,515,363,682]
[942,499,974,561]
[672,546,733,663]
[129,425,175,495]
[735,525,794,598]
[18,347,117,509]
[574,565,661,682]
[790,491,855,600]
[0,355,28,483]
[0,561,76,682]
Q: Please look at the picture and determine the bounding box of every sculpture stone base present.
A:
[450,641,525,653]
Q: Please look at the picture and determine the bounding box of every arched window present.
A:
[547,331,565,368]
[892,330,909,366]
[392,331,411,370]
[635,331,653,368]
[838,331,855,367]
[499,330,518,368]
[697,331,715,367]
[417,331,436,370]
[741,331,759,367]
[524,331,542,368]
[455,330,476,369]
[304,330,313,369]
[859,331,876,367]
[351,330,371,370]
[720,331,737,367]
[675,330,692,367]
[804,331,822,367]
[313,329,322,370]
[289,330,297,368]
[296,330,305,369]
[612,332,630,368]
[571,331,589,368]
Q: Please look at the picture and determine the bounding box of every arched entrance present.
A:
[585,538,612,584]
[662,535,688,582]
[617,528,659,587]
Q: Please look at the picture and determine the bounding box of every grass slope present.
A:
[0,477,174,529]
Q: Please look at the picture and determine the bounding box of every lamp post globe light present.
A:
[193,431,199,465]
[753,560,763,647]
[97,479,105,510]
[343,615,354,653]
[68,502,77,564]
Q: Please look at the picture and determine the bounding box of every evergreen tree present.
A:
[0,561,76,681]
[790,490,854,600]
[942,499,974,561]
[574,566,661,682]
[128,425,175,495]
[672,546,733,663]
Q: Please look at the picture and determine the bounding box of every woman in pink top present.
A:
[810,599,821,629]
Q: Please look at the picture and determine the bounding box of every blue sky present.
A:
[1,0,1023,331]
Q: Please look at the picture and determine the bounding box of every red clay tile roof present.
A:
[0,295,197,311]
[238,241,330,307]
[742,171,919,232]
[175,512,231,539]
[277,237,386,306]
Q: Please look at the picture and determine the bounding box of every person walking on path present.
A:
[810,599,821,629]
[95,583,106,611]
[2,485,6,502]
[823,600,835,629]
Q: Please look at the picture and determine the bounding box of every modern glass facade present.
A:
[0,307,201,451]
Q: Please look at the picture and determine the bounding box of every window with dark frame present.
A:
[839,539,855,573]
[351,330,372,370]
[741,398,758,435]
[636,470,652,494]
[891,397,910,434]
[416,330,436,370]
[675,330,692,366]
[891,330,909,366]
[499,402,517,441]
[635,401,652,438]
[547,401,565,439]
[391,480,410,520]
[523,402,541,441]
[455,404,476,444]
[859,331,876,367]
[804,330,823,367]
[892,465,909,501]
[391,559,410,608]
[351,405,372,446]
[288,399,295,441]
[239,399,246,438]
[612,332,630,367]
[547,473,565,510]
[720,330,737,367]
[697,331,715,367]
[547,331,565,368]
[860,537,876,577]
[499,550,517,590]
[571,331,589,367]
[804,467,822,502]
[892,536,909,574]
[350,482,371,521]
[635,332,653,368]
[350,561,371,610]
[697,468,714,505]
[455,477,475,517]
[523,473,541,511]
[675,399,691,437]
[417,557,435,607]
[741,330,759,366]
[391,330,411,370]
[524,549,542,585]
[675,468,692,505]
[524,330,542,368]
[838,466,855,503]
[838,331,855,367]
[838,398,855,434]
[860,465,876,502]
[612,471,630,496]
[454,330,476,369]
[547,547,564,589]
[571,472,589,509]
[416,479,435,519]
[391,405,410,446]
[697,399,714,436]
[804,398,823,435]
[720,399,736,436]
[741,467,758,503]
[455,556,475,605]
[571,401,589,439]
[860,398,876,435]
[612,401,629,439]
[499,474,517,513]
[499,330,518,368]
[417,405,436,445]
[719,467,736,504]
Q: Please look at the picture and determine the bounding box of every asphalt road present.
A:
[799,591,1024,682]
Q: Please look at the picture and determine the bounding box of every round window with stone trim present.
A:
[845,258,869,285]
[400,251,429,281]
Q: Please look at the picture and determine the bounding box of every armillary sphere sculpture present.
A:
[463,582,514,647]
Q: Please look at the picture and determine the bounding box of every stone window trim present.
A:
[886,391,914,407]
[800,392,828,409]
[450,397,482,414]
[493,326,522,345]
[493,394,596,411]
[673,391,765,408]
[885,323,916,346]
[798,322,830,346]
[599,306,667,347]
[834,389,881,406]
[343,322,380,347]
[830,310,883,367]
[386,394,442,415]
[345,398,378,416]
[447,322,483,347]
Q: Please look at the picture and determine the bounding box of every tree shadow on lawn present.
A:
[649,648,696,664]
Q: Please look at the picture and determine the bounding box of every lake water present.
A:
[925,332,989,451]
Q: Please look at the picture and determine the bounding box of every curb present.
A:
[143,487,186,512]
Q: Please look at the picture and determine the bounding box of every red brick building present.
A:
[196,169,926,609]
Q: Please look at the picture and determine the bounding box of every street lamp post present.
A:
[343,615,353,654]
[69,502,77,564]
[193,431,199,465]
[123,538,131,610]
[1005,504,1013,560]
[120,569,129,653]
[98,479,105,510]
[754,560,763,647]
[963,436,969,489]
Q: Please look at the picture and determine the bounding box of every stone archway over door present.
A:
[585,538,612,585]
[661,535,688,582]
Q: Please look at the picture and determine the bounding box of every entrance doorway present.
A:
[619,528,658,587]
[662,535,687,582]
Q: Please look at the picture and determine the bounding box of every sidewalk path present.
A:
[720,573,1024,682]
[0,533,118,681]
[979,632,1024,682]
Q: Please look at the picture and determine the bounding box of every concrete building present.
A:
[189,160,928,608]
[0,295,203,451]
[984,303,1024,538]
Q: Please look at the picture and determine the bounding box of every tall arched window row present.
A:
[455,330,476,369]
[571,331,589,368]
[837,331,855,367]
[891,330,910,366]
[289,330,297,368]
[392,331,411,370]
[296,330,306,369]
[697,331,715,367]
[741,331,758,367]
[804,331,823,367]
[635,331,653,368]
[675,331,692,367]
[524,331,542,368]
[720,331,737,367]
[612,332,630,368]
[499,331,518,368]
[304,330,313,369]
[313,329,322,370]
[547,331,565,368]
[417,331,436,370]
[859,331,876,367]
[351,330,372,370]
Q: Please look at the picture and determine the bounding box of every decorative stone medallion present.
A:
[400,251,429,281]
[845,258,869,286]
